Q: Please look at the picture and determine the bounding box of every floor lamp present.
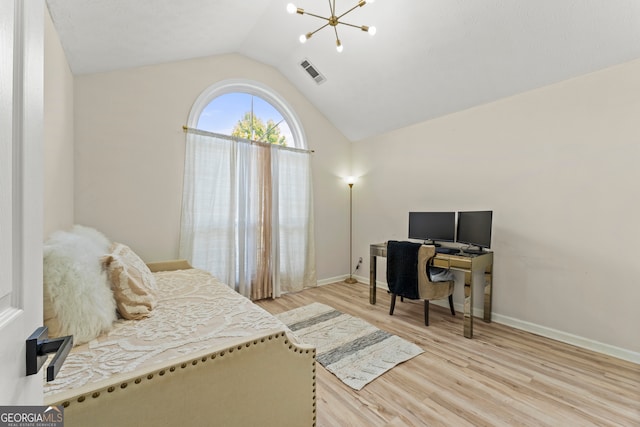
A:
[345,177,357,284]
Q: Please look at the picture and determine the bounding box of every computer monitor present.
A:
[456,210,493,254]
[408,212,455,245]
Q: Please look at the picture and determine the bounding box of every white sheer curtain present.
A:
[179,130,316,299]
[179,132,236,288]
[272,148,316,296]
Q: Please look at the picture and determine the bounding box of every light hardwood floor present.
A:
[256,281,640,427]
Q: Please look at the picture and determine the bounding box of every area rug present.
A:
[275,302,424,390]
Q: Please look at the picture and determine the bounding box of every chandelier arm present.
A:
[336,2,365,20]
[293,0,373,49]
[309,22,331,37]
[302,11,331,21]
[336,21,366,30]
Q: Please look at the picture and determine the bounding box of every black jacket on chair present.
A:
[386,240,421,300]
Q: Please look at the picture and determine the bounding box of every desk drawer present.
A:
[432,258,451,269]
[433,255,473,271]
[449,257,472,269]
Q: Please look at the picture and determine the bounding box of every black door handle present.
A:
[26,326,73,381]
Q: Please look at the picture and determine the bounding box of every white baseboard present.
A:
[344,277,639,365]
[492,313,640,364]
[317,275,350,286]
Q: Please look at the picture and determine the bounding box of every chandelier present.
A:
[286,1,377,53]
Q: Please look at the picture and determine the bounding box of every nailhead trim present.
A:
[54,331,316,426]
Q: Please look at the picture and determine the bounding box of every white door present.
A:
[0,0,45,405]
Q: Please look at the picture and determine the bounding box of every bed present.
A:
[42,228,316,427]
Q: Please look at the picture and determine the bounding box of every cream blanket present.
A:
[44,268,286,397]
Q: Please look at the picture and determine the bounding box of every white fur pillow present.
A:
[70,224,111,249]
[43,226,117,345]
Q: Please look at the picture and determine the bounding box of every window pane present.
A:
[197,92,294,147]
[197,93,252,135]
[252,97,293,146]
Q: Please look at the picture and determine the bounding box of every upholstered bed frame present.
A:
[43,261,317,427]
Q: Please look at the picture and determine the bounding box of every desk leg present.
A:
[464,271,473,338]
[484,265,493,323]
[369,255,377,305]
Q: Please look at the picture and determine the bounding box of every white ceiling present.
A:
[47,0,640,141]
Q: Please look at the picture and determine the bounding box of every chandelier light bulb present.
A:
[367,0,375,3]
[290,0,375,51]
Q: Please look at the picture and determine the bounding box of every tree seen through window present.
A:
[197,92,293,147]
[231,112,287,146]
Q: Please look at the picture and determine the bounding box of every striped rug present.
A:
[275,302,424,390]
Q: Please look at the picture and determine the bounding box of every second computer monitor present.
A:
[408,212,456,244]
[456,210,493,253]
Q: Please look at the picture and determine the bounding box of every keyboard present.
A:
[436,247,460,254]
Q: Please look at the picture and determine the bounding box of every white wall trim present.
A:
[492,312,640,365]
[317,275,349,286]
[347,278,640,365]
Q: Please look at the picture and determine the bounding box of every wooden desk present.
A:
[369,243,493,338]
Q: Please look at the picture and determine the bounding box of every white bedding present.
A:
[44,268,286,397]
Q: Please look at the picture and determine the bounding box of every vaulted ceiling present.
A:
[47,0,640,141]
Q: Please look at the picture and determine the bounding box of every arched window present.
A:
[180,80,316,301]
[187,79,307,149]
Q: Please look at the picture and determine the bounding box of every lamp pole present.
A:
[345,181,357,284]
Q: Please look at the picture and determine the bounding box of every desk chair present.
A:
[389,244,455,326]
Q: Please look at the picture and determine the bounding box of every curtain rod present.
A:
[182,126,315,154]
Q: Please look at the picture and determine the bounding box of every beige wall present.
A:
[352,59,640,357]
[73,54,351,281]
[63,32,639,358]
[43,9,74,237]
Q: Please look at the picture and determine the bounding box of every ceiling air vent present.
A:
[300,59,326,85]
